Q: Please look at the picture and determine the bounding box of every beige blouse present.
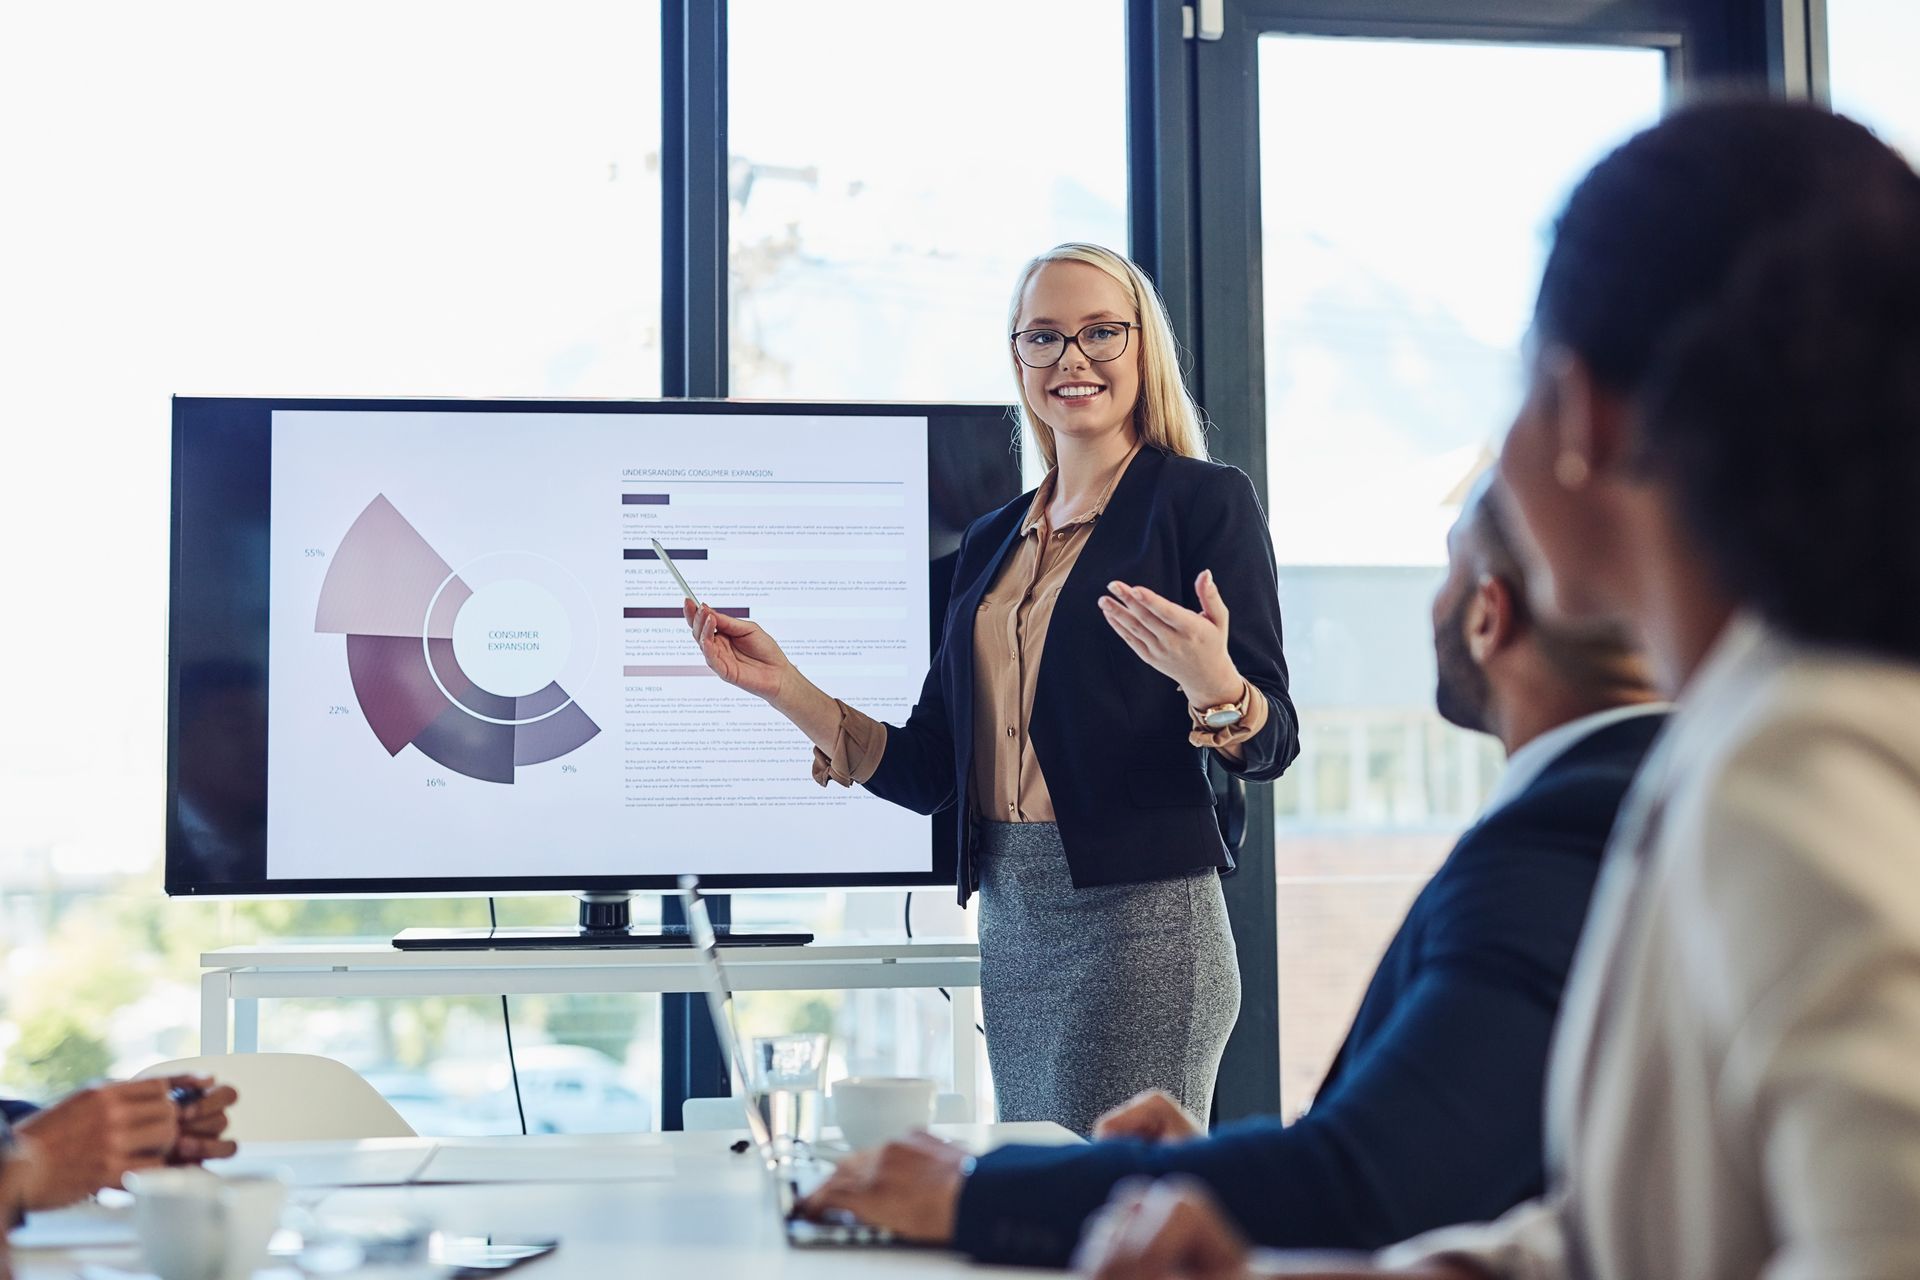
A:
[812,447,1268,821]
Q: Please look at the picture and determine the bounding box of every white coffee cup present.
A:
[126,1167,288,1280]
[830,1076,937,1150]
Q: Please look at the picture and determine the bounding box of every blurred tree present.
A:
[0,876,580,1095]
[3,896,150,1095]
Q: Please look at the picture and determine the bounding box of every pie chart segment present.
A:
[429,639,518,722]
[515,683,570,719]
[319,495,600,785]
[427,581,470,639]
[513,700,601,766]
[346,633,456,757]
[413,702,516,784]
[315,494,471,640]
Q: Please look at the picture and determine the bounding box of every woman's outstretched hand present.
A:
[1099,570,1245,709]
[682,600,846,752]
[686,600,793,702]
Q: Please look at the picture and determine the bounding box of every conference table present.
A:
[11,1122,1082,1278]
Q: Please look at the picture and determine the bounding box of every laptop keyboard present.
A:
[787,1215,901,1248]
[781,1159,902,1248]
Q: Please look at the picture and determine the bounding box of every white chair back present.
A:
[680,1096,744,1131]
[137,1053,416,1141]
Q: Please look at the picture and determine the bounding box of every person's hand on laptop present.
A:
[795,1131,970,1243]
[1093,1089,1205,1144]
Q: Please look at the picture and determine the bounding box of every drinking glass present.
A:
[749,1032,829,1154]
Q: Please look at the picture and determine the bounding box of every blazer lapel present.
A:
[1545,620,1769,1185]
[1036,447,1165,709]
[1544,738,1674,1176]
[1547,742,1680,1280]
[1058,446,1163,604]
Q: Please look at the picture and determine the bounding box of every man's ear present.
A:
[1467,573,1521,665]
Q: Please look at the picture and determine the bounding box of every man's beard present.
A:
[1434,592,1491,734]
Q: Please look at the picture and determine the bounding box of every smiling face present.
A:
[1012,260,1143,454]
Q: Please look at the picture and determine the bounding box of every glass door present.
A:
[1191,3,1675,1117]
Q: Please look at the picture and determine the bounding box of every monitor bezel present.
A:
[166,394,1022,898]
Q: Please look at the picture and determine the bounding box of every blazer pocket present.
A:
[1126,767,1216,808]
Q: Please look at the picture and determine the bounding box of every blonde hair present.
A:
[1007,242,1209,469]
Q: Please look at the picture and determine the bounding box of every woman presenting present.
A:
[684,242,1299,1134]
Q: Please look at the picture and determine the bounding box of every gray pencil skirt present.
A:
[976,821,1241,1137]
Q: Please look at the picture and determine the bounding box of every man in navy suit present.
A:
[798,475,1667,1264]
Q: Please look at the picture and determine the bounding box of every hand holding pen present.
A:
[8,1075,239,1210]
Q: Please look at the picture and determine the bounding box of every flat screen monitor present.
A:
[167,397,1023,897]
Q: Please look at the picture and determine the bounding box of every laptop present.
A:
[678,877,921,1250]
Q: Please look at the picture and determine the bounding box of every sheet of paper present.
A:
[416,1140,674,1184]
[206,1137,439,1187]
[11,1203,137,1250]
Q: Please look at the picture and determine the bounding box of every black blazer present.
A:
[864,446,1299,904]
[949,710,1668,1266]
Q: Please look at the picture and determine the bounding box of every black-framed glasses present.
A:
[1009,321,1140,368]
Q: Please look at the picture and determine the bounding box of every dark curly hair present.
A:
[1645,203,1920,658]
[1534,99,1920,657]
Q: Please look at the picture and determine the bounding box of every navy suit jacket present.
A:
[951,711,1667,1266]
[864,446,1300,904]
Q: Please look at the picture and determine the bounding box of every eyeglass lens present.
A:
[1012,322,1132,367]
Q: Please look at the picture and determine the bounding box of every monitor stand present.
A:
[392,892,814,951]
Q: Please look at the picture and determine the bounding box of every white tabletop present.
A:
[202,935,980,970]
[13,1123,1080,1278]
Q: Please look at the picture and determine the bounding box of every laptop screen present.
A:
[678,876,779,1162]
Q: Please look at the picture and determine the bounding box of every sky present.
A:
[1258,37,1667,566]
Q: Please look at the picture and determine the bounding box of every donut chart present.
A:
[314,495,599,783]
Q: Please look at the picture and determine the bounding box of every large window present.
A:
[1827,0,1920,158]
[0,0,665,1131]
[727,0,1127,403]
[1257,35,1666,1111]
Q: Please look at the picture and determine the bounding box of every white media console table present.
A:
[199,937,984,1111]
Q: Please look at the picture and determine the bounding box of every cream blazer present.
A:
[1379,615,1920,1279]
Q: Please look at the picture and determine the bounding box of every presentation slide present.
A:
[265,408,931,881]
